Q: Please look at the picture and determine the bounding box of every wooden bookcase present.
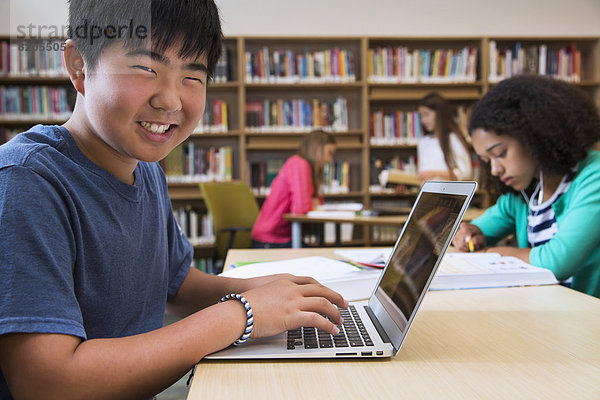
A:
[3,35,599,251]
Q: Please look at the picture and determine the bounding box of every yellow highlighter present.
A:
[468,238,475,252]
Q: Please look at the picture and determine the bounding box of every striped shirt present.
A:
[527,171,576,247]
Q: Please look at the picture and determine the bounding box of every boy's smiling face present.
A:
[65,40,208,182]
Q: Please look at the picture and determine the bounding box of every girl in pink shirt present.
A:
[251,130,336,247]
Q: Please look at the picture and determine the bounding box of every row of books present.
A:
[245,97,348,132]
[488,41,581,82]
[195,99,228,133]
[213,45,230,83]
[367,46,478,83]
[161,144,233,183]
[370,110,423,145]
[246,159,353,195]
[173,206,215,246]
[245,47,356,83]
[0,85,72,120]
[0,40,67,77]
[322,161,352,194]
[247,159,285,195]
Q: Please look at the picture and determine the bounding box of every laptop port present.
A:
[361,352,372,356]
[376,351,383,356]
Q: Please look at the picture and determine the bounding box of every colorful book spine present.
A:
[162,144,233,183]
[0,40,67,77]
[368,45,478,83]
[369,109,422,145]
[245,97,348,132]
[244,47,356,83]
[0,85,71,120]
[488,41,581,83]
[195,99,229,133]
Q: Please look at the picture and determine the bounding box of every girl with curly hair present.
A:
[452,75,600,298]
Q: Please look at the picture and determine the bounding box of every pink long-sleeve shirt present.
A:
[251,155,316,243]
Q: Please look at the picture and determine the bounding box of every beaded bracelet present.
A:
[218,293,254,345]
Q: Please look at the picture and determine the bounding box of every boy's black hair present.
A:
[68,0,223,79]
[469,75,600,194]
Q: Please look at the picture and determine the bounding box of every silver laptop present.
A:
[207,181,477,359]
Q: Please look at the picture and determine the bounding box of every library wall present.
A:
[2,0,600,36]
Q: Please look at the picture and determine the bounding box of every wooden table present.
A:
[284,208,485,248]
[187,248,600,399]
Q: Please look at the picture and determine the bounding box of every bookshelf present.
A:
[3,35,600,251]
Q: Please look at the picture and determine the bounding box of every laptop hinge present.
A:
[365,305,391,344]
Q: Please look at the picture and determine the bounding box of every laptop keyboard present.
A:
[287,305,374,350]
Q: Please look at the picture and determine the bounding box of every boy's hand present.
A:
[243,273,310,289]
[453,222,486,252]
[241,277,348,338]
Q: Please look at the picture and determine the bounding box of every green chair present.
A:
[200,181,260,269]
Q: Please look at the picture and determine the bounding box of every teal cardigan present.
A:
[472,150,600,298]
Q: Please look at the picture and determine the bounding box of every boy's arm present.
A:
[0,269,346,399]
[0,299,248,399]
[166,267,303,317]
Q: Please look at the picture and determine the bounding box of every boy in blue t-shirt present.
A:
[0,1,346,398]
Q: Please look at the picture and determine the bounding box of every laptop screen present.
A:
[375,192,467,332]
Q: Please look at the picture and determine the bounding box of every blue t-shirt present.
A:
[0,125,193,397]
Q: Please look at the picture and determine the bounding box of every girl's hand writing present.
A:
[453,222,486,252]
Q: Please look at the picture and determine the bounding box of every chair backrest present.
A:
[200,181,260,260]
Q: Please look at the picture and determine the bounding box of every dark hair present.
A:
[469,75,600,193]
[298,130,336,195]
[418,92,470,177]
[68,0,223,78]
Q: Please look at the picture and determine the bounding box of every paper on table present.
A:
[334,248,392,266]
[306,210,356,218]
[220,256,382,301]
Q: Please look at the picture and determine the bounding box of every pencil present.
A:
[468,238,475,252]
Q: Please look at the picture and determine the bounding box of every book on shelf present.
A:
[488,40,581,83]
[0,39,67,77]
[370,109,422,146]
[247,158,352,195]
[213,44,229,83]
[245,97,348,132]
[247,158,285,195]
[173,206,215,246]
[245,46,356,83]
[335,248,559,290]
[0,85,72,120]
[321,160,351,194]
[195,99,228,133]
[161,144,232,182]
[368,45,477,83]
